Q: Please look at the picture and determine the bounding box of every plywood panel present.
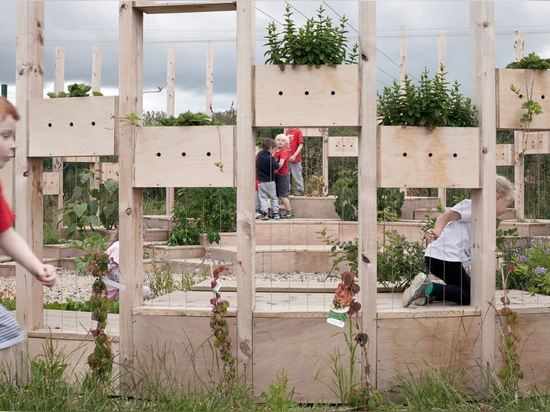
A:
[328,136,358,157]
[28,96,117,157]
[134,125,235,187]
[495,143,515,166]
[378,126,481,188]
[496,69,550,130]
[42,171,60,195]
[99,161,119,181]
[520,131,550,155]
[254,65,359,127]
[376,314,481,391]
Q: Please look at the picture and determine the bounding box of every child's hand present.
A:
[426,229,439,244]
[35,264,57,287]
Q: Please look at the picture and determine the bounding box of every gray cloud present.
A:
[2,1,550,113]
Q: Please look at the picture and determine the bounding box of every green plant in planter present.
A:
[332,167,404,222]
[377,66,478,130]
[506,53,547,137]
[168,187,237,246]
[47,83,103,98]
[264,4,358,69]
[55,168,119,240]
[154,110,219,126]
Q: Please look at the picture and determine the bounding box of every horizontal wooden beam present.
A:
[133,0,236,14]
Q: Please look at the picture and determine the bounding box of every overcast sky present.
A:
[2,1,550,114]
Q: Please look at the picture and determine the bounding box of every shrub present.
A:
[263,4,358,69]
[377,66,478,129]
[169,187,237,245]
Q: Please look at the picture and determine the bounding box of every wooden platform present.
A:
[30,289,550,336]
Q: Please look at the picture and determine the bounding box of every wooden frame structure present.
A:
[12,0,550,401]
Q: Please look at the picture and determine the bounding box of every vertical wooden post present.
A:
[91,46,103,189]
[437,28,447,207]
[206,40,214,118]
[118,0,144,385]
[166,43,176,215]
[513,31,525,219]
[15,0,45,380]
[399,26,407,87]
[92,46,102,93]
[235,0,254,385]
[470,0,496,390]
[358,0,378,386]
[52,47,65,220]
[322,128,329,196]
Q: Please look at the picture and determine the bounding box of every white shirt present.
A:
[425,199,472,269]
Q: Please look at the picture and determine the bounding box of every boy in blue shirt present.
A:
[256,138,281,220]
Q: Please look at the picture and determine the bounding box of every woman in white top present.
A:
[403,175,515,307]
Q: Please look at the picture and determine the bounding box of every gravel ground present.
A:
[0,267,339,304]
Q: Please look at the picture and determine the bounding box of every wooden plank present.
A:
[376,314,481,392]
[235,0,255,383]
[470,0,497,387]
[496,68,550,130]
[254,65,359,127]
[134,0,236,14]
[28,96,117,157]
[378,126,481,188]
[42,172,60,195]
[118,0,144,381]
[99,161,119,181]
[16,0,45,337]
[520,131,550,155]
[134,126,235,187]
[359,1,380,387]
[495,143,514,166]
[327,135,358,157]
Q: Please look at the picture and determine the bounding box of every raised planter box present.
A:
[28,96,117,157]
[134,126,235,188]
[254,65,359,127]
[288,195,339,219]
[377,126,481,188]
[496,68,550,130]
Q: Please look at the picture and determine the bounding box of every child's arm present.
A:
[426,209,461,243]
[0,228,56,287]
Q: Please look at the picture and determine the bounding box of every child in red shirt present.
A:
[0,97,57,362]
[273,134,295,218]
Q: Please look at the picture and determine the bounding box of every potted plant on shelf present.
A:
[376,66,480,189]
[134,110,235,188]
[29,83,117,157]
[255,4,359,128]
[496,52,550,131]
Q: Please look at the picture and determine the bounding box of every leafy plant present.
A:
[263,4,358,69]
[70,233,114,383]
[502,236,550,295]
[332,167,405,222]
[146,254,186,298]
[260,369,297,410]
[377,66,478,130]
[0,287,16,311]
[318,228,424,293]
[169,188,237,245]
[497,264,524,395]
[377,230,426,292]
[47,83,103,98]
[209,265,236,391]
[318,229,358,276]
[306,174,326,197]
[155,110,218,126]
[506,52,550,70]
[55,168,119,240]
